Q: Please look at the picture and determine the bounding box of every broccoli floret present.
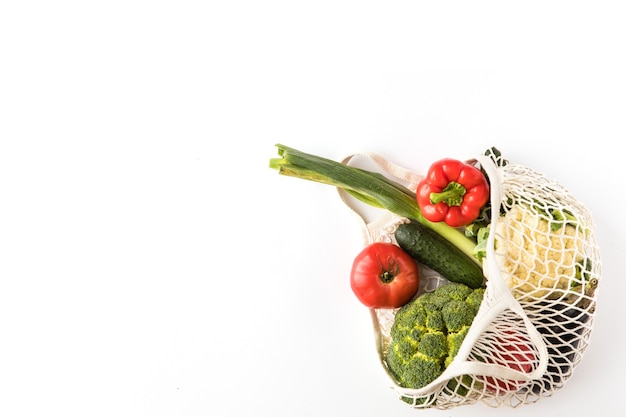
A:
[466,287,486,310]
[427,281,473,301]
[403,354,442,388]
[442,299,476,332]
[417,332,447,359]
[386,282,485,389]
[445,325,470,367]
[425,310,444,331]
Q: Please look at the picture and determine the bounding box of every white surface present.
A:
[1,1,625,416]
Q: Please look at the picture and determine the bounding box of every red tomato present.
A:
[350,242,420,308]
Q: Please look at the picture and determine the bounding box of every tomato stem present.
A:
[378,255,399,284]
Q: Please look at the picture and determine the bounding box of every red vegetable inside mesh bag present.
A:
[481,329,535,394]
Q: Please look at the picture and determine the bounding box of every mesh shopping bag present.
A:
[270,144,601,410]
[340,150,601,409]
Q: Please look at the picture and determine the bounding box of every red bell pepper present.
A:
[416,158,489,227]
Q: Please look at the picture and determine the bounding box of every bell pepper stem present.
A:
[429,181,466,206]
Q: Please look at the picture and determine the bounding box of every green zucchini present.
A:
[394,221,485,288]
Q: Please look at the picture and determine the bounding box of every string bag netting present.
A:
[343,149,601,410]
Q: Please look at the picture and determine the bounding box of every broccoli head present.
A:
[386,282,485,389]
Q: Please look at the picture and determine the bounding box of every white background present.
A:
[1,1,625,416]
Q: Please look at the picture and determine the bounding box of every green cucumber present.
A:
[394,221,485,288]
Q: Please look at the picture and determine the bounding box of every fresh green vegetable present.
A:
[385,282,485,389]
[472,226,490,263]
[394,221,485,289]
[269,144,479,264]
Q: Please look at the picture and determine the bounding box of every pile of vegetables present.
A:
[269,144,494,388]
[269,144,597,402]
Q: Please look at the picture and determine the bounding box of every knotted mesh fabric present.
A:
[370,152,601,409]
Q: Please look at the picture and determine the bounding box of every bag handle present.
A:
[337,152,423,245]
[337,152,549,393]
[393,155,549,397]
[440,155,549,382]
